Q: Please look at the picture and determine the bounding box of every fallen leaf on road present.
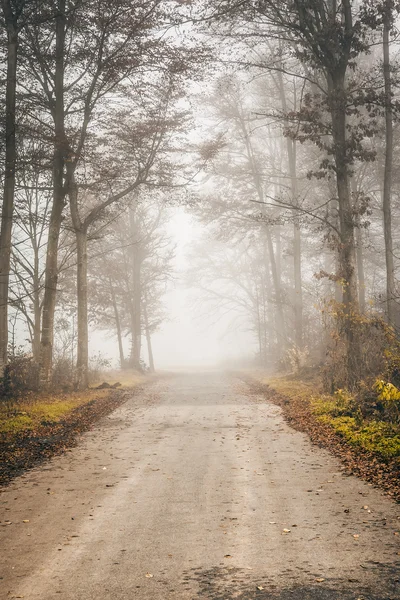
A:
[145,573,153,578]
[224,554,232,558]
[353,534,360,539]
[282,529,291,534]
[257,586,264,590]
[22,520,29,523]
[315,578,325,583]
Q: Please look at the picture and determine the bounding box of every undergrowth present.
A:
[255,374,400,460]
[0,370,145,436]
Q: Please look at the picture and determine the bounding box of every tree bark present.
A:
[110,279,125,369]
[265,226,285,349]
[129,206,142,370]
[276,70,303,349]
[39,0,66,387]
[382,9,397,328]
[76,227,89,390]
[0,3,18,374]
[328,71,361,384]
[143,300,154,372]
[351,178,366,313]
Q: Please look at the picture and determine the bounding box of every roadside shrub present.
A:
[52,357,75,390]
[88,353,111,385]
[282,345,310,374]
[374,380,400,424]
[0,352,39,401]
[318,414,400,459]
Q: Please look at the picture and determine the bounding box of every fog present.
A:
[1,0,400,393]
[89,209,256,370]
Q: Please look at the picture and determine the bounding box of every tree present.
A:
[0,0,24,374]
[203,0,392,383]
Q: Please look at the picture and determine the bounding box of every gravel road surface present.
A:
[0,373,399,599]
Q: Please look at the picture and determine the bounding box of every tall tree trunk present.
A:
[239,115,286,352]
[32,294,41,363]
[143,300,154,373]
[328,72,361,384]
[277,70,303,349]
[76,227,88,389]
[355,226,366,313]
[351,178,366,313]
[40,0,66,387]
[265,226,285,348]
[130,207,142,370]
[110,279,125,369]
[32,237,41,362]
[382,9,396,328]
[0,4,17,374]
[254,288,263,364]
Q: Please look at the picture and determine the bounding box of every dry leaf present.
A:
[257,586,264,591]
[22,520,29,523]
[282,528,291,534]
[315,578,325,583]
[145,573,153,578]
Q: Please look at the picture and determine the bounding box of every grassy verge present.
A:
[0,370,146,486]
[242,371,400,501]
[0,370,145,436]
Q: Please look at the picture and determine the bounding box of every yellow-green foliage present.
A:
[375,379,400,402]
[319,415,400,459]
[0,370,146,437]
[248,371,400,460]
[1,414,33,433]
[374,379,400,423]
[0,390,108,435]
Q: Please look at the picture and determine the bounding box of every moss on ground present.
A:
[249,373,400,460]
[0,370,145,436]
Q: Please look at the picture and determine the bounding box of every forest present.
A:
[1,3,400,598]
[0,0,400,432]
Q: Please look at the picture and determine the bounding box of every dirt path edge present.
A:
[239,374,400,503]
[0,388,138,487]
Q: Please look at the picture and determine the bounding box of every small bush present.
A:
[0,353,39,401]
[88,353,112,385]
[319,414,400,459]
[52,357,75,390]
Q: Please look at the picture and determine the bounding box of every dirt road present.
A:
[0,373,399,599]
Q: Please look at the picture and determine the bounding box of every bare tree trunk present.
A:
[0,3,18,374]
[328,72,361,384]
[143,300,154,373]
[351,178,366,313]
[32,296,41,363]
[76,227,88,389]
[255,288,263,364]
[40,0,66,387]
[129,206,142,370]
[265,226,285,348]
[110,279,125,369]
[383,9,397,328]
[276,70,303,348]
[355,226,366,313]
